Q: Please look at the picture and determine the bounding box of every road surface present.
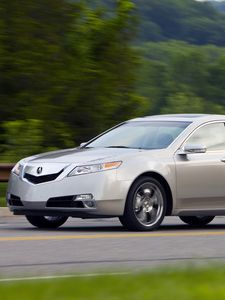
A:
[0,215,225,278]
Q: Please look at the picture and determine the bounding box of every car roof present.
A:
[129,114,225,123]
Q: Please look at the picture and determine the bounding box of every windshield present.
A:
[85,121,191,150]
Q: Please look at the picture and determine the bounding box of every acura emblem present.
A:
[37,167,43,175]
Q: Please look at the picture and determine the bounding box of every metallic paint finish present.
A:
[7,114,225,218]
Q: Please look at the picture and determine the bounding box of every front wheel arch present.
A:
[120,176,167,230]
[125,172,173,216]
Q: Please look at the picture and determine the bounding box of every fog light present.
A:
[83,201,95,208]
[75,194,93,201]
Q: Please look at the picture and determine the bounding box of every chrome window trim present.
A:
[177,120,225,153]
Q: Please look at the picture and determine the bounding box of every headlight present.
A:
[12,162,23,176]
[68,161,122,177]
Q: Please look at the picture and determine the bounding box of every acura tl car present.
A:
[7,114,225,230]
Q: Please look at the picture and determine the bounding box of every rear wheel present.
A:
[26,215,68,229]
[179,216,215,226]
[119,176,167,231]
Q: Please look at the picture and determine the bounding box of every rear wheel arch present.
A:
[125,172,173,216]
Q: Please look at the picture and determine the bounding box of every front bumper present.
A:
[7,171,131,217]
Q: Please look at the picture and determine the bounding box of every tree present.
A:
[136,41,225,116]
[64,0,147,142]
[0,0,147,161]
[161,92,205,114]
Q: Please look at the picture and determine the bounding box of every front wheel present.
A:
[26,215,68,229]
[179,216,215,226]
[119,176,167,231]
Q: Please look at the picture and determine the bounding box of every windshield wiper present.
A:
[106,146,132,149]
[79,146,93,149]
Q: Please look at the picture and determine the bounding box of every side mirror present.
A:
[178,144,207,155]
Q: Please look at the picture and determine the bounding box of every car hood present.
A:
[26,147,144,165]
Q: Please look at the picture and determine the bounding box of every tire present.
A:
[119,176,167,231]
[179,216,215,226]
[26,215,68,229]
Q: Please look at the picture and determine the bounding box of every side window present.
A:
[187,123,225,151]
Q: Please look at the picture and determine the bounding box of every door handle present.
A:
[221,158,225,163]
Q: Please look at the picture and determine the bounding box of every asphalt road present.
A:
[1,215,225,278]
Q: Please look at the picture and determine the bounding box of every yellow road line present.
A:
[0,231,225,242]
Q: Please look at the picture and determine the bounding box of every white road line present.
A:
[0,272,130,283]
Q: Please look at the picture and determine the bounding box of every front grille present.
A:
[8,194,23,206]
[46,196,85,208]
[24,169,63,184]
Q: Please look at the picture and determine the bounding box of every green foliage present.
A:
[94,0,225,45]
[162,92,206,114]
[212,1,225,13]
[135,0,225,45]
[0,0,145,162]
[75,0,225,46]
[1,120,45,162]
[63,0,147,142]
[0,119,76,162]
[0,183,7,207]
[1,0,225,162]
[137,41,225,115]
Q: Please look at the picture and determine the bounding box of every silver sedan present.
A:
[7,114,225,230]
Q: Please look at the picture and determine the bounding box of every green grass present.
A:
[1,267,225,299]
[0,183,7,207]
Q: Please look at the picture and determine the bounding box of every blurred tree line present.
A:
[136,41,225,115]
[212,1,225,13]
[0,0,146,161]
[93,0,225,45]
[136,0,225,45]
[1,0,225,162]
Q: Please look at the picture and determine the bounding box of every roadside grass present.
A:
[0,183,7,207]
[0,267,225,300]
